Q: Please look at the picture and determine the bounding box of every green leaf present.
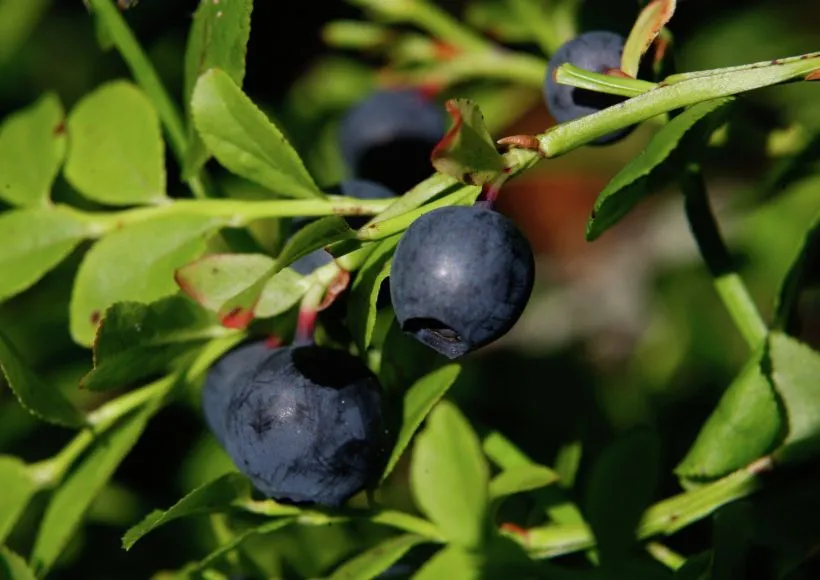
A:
[584,430,660,568]
[213,216,353,328]
[175,254,310,320]
[81,296,229,391]
[123,472,250,550]
[381,365,461,483]
[621,0,677,77]
[191,68,322,199]
[179,518,295,576]
[70,214,223,346]
[64,80,167,206]
[0,328,85,428]
[675,348,781,482]
[0,456,37,545]
[30,389,168,577]
[0,547,37,580]
[0,93,65,207]
[489,465,560,500]
[430,98,506,187]
[0,207,93,302]
[276,216,354,269]
[414,547,481,580]
[410,400,489,548]
[769,332,820,465]
[182,0,253,179]
[328,534,427,580]
[586,98,733,241]
[348,235,400,354]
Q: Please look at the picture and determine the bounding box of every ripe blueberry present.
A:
[544,31,634,145]
[338,89,446,193]
[205,344,385,506]
[290,178,398,275]
[202,340,275,448]
[389,205,535,359]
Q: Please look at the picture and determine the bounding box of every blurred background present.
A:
[1,0,819,577]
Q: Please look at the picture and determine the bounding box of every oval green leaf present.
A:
[381,364,461,483]
[328,534,427,580]
[64,80,167,206]
[82,296,230,391]
[191,68,322,199]
[675,348,781,482]
[410,400,489,548]
[0,93,66,207]
[0,328,85,428]
[0,206,93,302]
[182,0,253,179]
[70,214,223,346]
[0,456,38,545]
[213,216,354,328]
[175,253,310,320]
[586,97,733,241]
[123,472,251,550]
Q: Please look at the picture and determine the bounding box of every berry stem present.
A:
[680,164,768,350]
[294,284,325,345]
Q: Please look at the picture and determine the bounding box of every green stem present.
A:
[680,165,768,350]
[523,465,761,559]
[65,196,395,235]
[88,0,208,198]
[536,52,820,158]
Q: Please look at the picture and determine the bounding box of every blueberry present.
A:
[544,31,635,145]
[289,179,398,276]
[202,340,278,447]
[389,205,535,359]
[338,89,446,192]
[213,345,384,506]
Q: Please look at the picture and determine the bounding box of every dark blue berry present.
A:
[389,205,535,359]
[338,89,446,193]
[544,31,635,145]
[207,344,384,506]
[202,341,277,448]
